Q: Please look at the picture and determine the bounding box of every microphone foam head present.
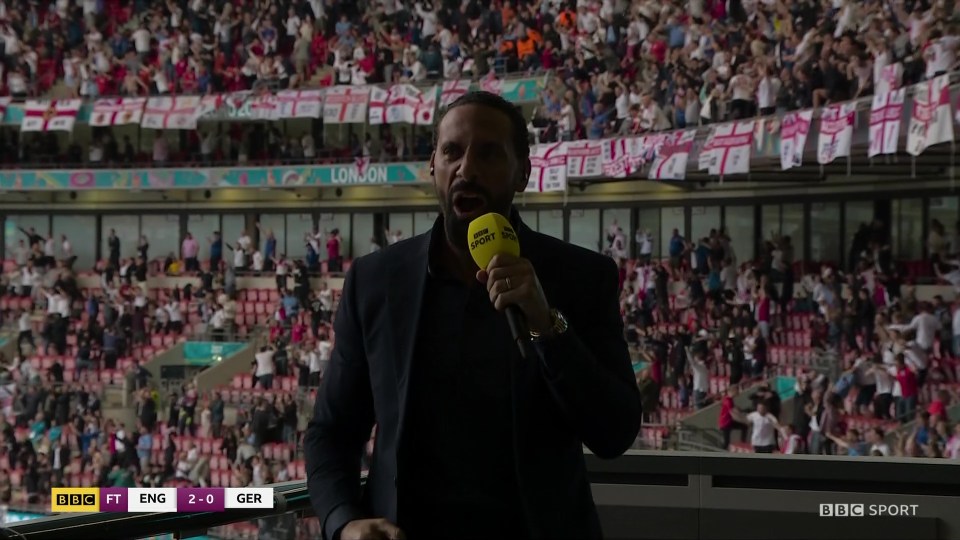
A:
[467,212,520,270]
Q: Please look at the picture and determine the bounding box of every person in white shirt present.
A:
[319,285,334,321]
[60,234,73,260]
[888,305,940,352]
[166,300,184,334]
[252,250,264,273]
[210,307,226,341]
[307,348,323,386]
[231,244,246,270]
[924,30,960,79]
[153,302,169,334]
[869,360,894,420]
[852,355,877,417]
[254,345,276,389]
[16,309,35,357]
[43,236,55,258]
[732,402,781,453]
[302,133,316,159]
[686,347,710,409]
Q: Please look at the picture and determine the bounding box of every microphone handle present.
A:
[505,305,530,359]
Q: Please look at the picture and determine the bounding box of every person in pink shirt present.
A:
[181,232,200,273]
[326,229,342,272]
[755,287,771,340]
[890,354,919,422]
[291,321,306,344]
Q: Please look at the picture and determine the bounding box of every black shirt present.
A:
[398,222,525,539]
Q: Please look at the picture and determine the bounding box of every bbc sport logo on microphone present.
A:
[818,503,919,517]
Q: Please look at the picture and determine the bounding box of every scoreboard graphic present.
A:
[51,487,274,513]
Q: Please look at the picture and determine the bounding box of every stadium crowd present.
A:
[0,0,956,165]
[0,224,336,505]
[619,217,960,457]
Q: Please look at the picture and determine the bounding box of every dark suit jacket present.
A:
[304,215,642,540]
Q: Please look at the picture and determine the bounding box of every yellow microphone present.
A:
[467,212,520,269]
[467,213,528,357]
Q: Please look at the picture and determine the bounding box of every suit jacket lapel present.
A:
[386,232,430,447]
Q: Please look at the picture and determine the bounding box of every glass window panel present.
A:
[102,215,140,262]
[761,205,781,240]
[602,208,631,256]
[725,205,754,263]
[929,196,958,247]
[221,214,246,260]
[538,209,563,239]
[6,215,49,239]
[845,201,875,266]
[519,210,537,230]
[413,211,437,237]
[569,208,601,252]
[691,206,721,245]
[893,199,923,260]
[660,207,685,258]
[781,204,805,264]
[141,215,180,263]
[317,213,351,262]
[810,202,841,265]
[637,208,661,258]
[351,213,375,257]
[258,214,286,261]
[285,214,314,259]
[187,214,220,263]
[5,215,49,260]
[387,213,413,244]
[52,215,95,271]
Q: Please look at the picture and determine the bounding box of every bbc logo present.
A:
[820,503,865,517]
[56,494,95,506]
[51,488,99,512]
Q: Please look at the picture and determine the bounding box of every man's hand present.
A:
[477,253,552,335]
[339,518,406,540]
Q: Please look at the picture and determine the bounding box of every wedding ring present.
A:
[506,277,513,290]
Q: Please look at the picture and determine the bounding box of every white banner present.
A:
[699,121,754,176]
[875,63,903,97]
[779,110,813,170]
[368,86,389,125]
[440,79,471,108]
[907,74,954,156]
[141,96,201,130]
[816,103,855,165]
[21,99,82,132]
[276,90,323,119]
[649,130,696,180]
[526,142,567,192]
[22,100,82,133]
[323,86,370,124]
[601,138,634,178]
[868,89,905,157]
[564,140,604,178]
[90,97,146,126]
[385,84,422,124]
[415,86,438,125]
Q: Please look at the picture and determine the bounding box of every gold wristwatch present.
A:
[529,309,569,341]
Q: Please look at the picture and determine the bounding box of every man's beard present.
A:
[438,182,514,252]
